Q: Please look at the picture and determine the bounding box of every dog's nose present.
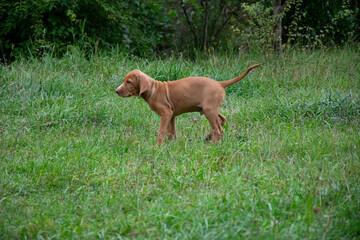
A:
[115,88,120,94]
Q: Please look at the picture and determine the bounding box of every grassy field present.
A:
[1,46,359,239]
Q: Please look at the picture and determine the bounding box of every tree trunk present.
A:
[203,1,209,52]
[273,0,282,58]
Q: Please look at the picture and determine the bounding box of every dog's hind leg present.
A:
[203,108,224,142]
[204,113,226,141]
[218,113,226,126]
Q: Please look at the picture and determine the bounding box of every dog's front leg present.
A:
[157,113,173,145]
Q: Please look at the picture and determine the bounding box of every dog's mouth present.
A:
[116,92,130,97]
[116,88,126,97]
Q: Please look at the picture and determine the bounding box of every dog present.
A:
[116,64,260,145]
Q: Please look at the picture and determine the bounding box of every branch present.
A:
[181,1,199,45]
[212,8,235,39]
[209,0,226,44]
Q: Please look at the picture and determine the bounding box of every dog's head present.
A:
[116,70,152,97]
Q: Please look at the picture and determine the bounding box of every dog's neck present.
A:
[139,79,160,101]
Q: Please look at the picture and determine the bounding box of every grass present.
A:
[0,46,359,239]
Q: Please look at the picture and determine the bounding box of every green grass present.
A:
[1,46,359,239]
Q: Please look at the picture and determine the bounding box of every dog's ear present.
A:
[138,73,151,97]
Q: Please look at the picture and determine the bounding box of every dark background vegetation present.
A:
[1,0,359,62]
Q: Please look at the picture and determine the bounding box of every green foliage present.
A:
[236,1,276,51]
[232,0,360,52]
[0,0,77,60]
[0,0,174,62]
[1,0,359,61]
[1,46,359,239]
[284,0,360,46]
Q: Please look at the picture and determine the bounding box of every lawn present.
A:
[1,46,359,239]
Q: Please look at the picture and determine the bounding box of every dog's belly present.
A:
[173,105,203,116]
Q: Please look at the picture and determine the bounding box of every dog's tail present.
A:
[220,64,261,88]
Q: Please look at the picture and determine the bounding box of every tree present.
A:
[273,0,290,58]
[179,0,240,52]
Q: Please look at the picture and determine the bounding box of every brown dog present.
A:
[116,64,260,145]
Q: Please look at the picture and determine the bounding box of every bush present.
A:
[0,0,174,63]
[283,0,360,47]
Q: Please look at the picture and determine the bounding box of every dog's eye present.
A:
[126,80,131,84]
